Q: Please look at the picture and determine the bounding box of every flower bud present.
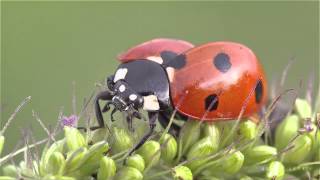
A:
[172,166,193,180]
[97,156,116,180]
[126,154,145,172]
[295,98,312,119]
[64,126,86,151]
[41,139,65,172]
[42,175,77,180]
[77,141,109,176]
[313,168,320,179]
[266,161,285,180]
[314,131,320,161]
[2,165,18,177]
[110,127,133,154]
[47,151,66,175]
[186,136,218,171]
[239,176,254,180]
[202,122,220,145]
[282,134,312,164]
[0,176,15,180]
[64,148,87,173]
[137,140,160,168]
[275,115,299,150]
[19,161,35,177]
[179,120,201,156]
[212,150,244,174]
[114,167,143,180]
[89,127,109,144]
[239,119,257,140]
[243,145,277,165]
[159,133,178,163]
[0,135,4,156]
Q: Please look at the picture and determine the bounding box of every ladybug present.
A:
[95,38,267,154]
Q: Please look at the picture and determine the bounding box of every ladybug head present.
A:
[108,80,144,112]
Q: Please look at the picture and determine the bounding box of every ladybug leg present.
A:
[95,91,113,128]
[127,111,158,156]
[126,115,134,132]
[158,112,181,137]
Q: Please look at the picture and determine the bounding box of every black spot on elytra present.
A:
[213,53,231,73]
[255,79,263,104]
[166,54,186,69]
[160,51,178,64]
[205,94,219,111]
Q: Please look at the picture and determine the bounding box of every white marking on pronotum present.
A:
[114,68,128,82]
[147,56,163,64]
[166,67,175,82]
[143,95,160,111]
[119,85,126,92]
[129,94,137,101]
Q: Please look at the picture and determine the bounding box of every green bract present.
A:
[172,166,193,180]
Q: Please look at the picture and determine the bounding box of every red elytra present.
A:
[170,42,267,120]
[117,39,267,121]
[117,38,194,62]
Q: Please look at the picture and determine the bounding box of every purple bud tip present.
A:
[61,115,78,127]
[304,118,313,132]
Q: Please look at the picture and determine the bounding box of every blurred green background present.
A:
[1,2,319,154]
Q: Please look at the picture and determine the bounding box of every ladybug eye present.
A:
[129,94,138,101]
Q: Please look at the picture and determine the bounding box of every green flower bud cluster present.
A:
[0,97,319,179]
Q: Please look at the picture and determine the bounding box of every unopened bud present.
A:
[97,156,116,180]
[179,120,201,156]
[202,122,220,146]
[172,166,193,180]
[89,127,109,144]
[2,165,18,177]
[110,127,133,154]
[64,148,87,173]
[239,120,257,140]
[64,126,86,151]
[295,98,312,119]
[266,161,285,180]
[186,136,218,171]
[137,140,160,168]
[0,176,15,180]
[275,115,299,150]
[126,154,145,172]
[244,145,277,165]
[159,133,178,163]
[282,134,312,164]
[77,141,109,176]
[215,150,244,174]
[47,152,66,175]
[0,135,4,156]
[114,167,143,180]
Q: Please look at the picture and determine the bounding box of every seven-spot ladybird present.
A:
[95,38,267,154]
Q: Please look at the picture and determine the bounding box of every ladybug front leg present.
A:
[128,111,158,156]
[95,91,114,128]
